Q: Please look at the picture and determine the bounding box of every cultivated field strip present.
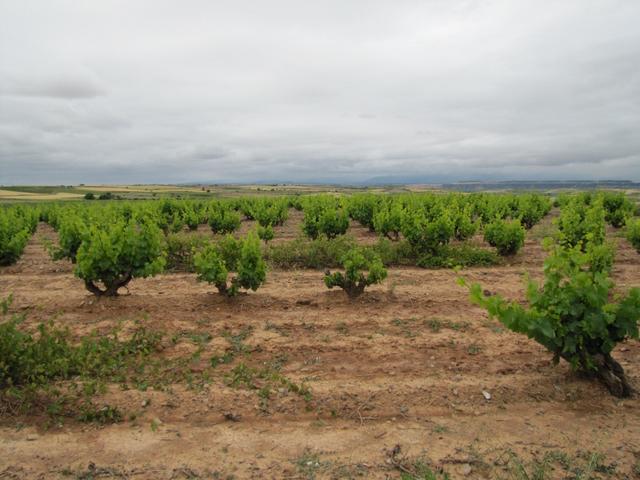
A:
[1,220,639,479]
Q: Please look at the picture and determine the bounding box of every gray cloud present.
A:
[2,77,105,99]
[1,0,639,184]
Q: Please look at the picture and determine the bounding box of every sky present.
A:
[1,0,639,185]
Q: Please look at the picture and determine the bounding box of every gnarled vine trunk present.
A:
[345,282,366,298]
[592,353,634,398]
[84,273,132,297]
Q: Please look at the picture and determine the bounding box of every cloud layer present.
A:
[1,0,639,184]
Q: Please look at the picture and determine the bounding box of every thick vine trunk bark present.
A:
[84,274,132,297]
[346,283,366,298]
[592,353,634,398]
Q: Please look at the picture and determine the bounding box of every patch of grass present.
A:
[188,332,213,345]
[266,235,357,269]
[293,449,330,480]
[0,296,165,419]
[431,424,448,434]
[0,296,219,424]
[482,319,505,333]
[467,343,481,355]
[417,244,499,269]
[265,235,497,270]
[423,318,470,332]
[389,317,471,337]
[399,459,450,480]
[386,446,450,480]
[371,238,416,266]
[335,322,349,335]
[172,330,213,346]
[60,463,132,479]
[497,449,618,480]
[165,231,210,272]
[391,317,419,338]
[0,185,86,195]
[210,327,253,367]
[425,318,443,332]
[503,450,551,480]
[225,359,312,410]
[528,222,558,241]
[264,320,290,337]
[77,403,123,425]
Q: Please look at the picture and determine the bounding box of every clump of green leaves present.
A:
[225,361,312,407]
[451,206,478,241]
[0,296,163,420]
[301,196,349,239]
[517,193,552,229]
[627,218,640,253]
[53,216,85,263]
[602,191,634,228]
[483,219,525,256]
[165,231,210,272]
[75,219,166,296]
[210,327,252,367]
[460,245,640,397]
[401,210,454,255]
[0,207,36,266]
[0,297,163,389]
[324,247,387,298]
[77,403,123,424]
[416,244,498,268]
[194,232,267,296]
[373,201,404,240]
[557,198,606,250]
[347,193,380,231]
[182,204,203,231]
[265,235,357,269]
[242,198,289,226]
[257,224,275,243]
[207,203,241,234]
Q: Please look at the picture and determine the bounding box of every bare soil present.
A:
[0,217,639,479]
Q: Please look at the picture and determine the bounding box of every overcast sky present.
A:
[1,1,639,184]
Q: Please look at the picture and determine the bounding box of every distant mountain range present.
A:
[187,178,640,190]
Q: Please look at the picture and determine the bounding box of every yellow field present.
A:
[0,189,84,200]
[83,185,205,193]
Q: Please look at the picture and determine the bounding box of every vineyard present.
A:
[1,190,639,478]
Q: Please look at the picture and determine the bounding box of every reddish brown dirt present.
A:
[0,219,639,479]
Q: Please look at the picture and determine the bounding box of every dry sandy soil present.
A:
[0,215,639,479]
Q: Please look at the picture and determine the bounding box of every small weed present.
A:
[482,319,505,333]
[336,322,349,335]
[425,319,442,333]
[150,418,160,432]
[387,446,450,480]
[432,424,448,434]
[264,321,289,337]
[225,360,312,409]
[498,449,617,480]
[188,332,213,345]
[0,299,165,423]
[467,344,481,355]
[422,318,470,333]
[400,459,449,480]
[293,449,329,480]
[210,327,253,368]
[504,450,551,480]
[61,464,131,479]
[391,318,419,338]
[77,403,123,425]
